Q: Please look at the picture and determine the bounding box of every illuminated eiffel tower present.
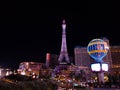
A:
[58,19,70,65]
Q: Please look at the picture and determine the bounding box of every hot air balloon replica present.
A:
[87,38,109,84]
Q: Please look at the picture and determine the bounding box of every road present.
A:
[94,88,120,90]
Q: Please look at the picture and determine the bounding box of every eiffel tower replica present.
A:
[55,19,71,72]
[58,19,70,64]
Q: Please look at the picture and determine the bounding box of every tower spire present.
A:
[58,19,70,64]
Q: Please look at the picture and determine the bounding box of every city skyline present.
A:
[0,5,120,69]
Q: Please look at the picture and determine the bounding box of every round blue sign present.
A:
[87,39,109,62]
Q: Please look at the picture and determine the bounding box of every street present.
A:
[94,88,120,90]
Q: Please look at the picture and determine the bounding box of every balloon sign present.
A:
[87,39,109,62]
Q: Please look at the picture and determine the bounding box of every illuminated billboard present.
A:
[91,63,108,72]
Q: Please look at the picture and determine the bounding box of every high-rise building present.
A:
[74,46,92,67]
[110,46,120,73]
[110,46,120,65]
[45,53,51,68]
[102,37,112,66]
[45,53,59,69]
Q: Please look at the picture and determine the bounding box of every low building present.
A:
[0,68,12,78]
[17,62,44,78]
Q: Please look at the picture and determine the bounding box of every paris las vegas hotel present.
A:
[74,37,120,73]
[17,20,120,77]
[47,37,120,74]
[45,19,120,75]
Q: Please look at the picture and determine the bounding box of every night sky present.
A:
[0,1,120,69]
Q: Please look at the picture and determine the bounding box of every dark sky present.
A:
[0,1,120,69]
